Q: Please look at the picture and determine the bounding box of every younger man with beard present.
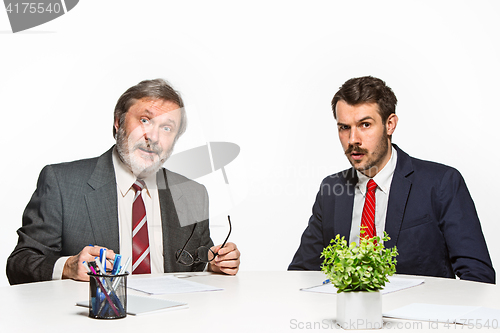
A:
[288,76,495,284]
[7,79,240,285]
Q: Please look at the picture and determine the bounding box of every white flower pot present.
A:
[336,290,383,330]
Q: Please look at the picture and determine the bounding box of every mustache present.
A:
[134,140,161,155]
[345,145,369,155]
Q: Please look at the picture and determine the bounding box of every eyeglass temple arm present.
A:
[175,223,198,262]
[216,215,232,255]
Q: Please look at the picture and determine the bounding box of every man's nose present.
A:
[348,128,361,146]
[144,126,160,143]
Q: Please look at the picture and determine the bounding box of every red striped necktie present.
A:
[132,179,151,274]
[360,179,377,239]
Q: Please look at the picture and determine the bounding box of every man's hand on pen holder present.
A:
[208,242,240,275]
[62,246,115,281]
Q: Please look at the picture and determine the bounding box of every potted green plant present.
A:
[321,231,398,330]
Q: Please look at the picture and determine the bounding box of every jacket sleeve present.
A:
[288,185,326,271]
[6,165,64,285]
[438,168,495,284]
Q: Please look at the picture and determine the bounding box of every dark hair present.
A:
[113,78,187,140]
[331,76,397,123]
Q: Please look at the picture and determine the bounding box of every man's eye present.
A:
[140,118,150,125]
[339,125,349,131]
[163,126,171,132]
[361,123,370,128]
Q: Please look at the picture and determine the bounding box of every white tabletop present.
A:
[1,271,498,332]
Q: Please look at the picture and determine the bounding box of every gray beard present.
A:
[115,126,174,178]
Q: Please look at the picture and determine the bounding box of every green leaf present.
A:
[321,233,399,292]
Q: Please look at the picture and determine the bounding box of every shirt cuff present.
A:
[52,256,71,280]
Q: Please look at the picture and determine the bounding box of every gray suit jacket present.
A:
[6,147,213,285]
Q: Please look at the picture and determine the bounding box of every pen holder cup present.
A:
[88,272,129,319]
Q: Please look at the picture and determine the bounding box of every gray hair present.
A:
[113,78,187,141]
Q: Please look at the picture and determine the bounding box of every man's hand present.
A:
[62,246,116,281]
[208,242,240,275]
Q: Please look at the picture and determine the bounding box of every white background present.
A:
[0,0,498,287]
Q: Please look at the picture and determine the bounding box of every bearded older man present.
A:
[7,79,240,285]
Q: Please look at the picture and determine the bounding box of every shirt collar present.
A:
[356,145,398,195]
[112,147,157,198]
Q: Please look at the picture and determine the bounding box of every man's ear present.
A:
[386,113,398,136]
[114,117,120,133]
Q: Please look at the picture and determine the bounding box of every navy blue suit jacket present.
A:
[289,145,495,284]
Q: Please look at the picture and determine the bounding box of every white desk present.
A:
[1,272,498,332]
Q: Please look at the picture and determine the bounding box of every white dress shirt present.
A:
[349,146,398,245]
[112,148,164,274]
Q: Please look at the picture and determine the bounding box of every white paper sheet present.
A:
[384,303,500,325]
[127,275,223,294]
[456,307,500,325]
[382,276,425,294]
[300,276,424,294]
[384,303,479,322]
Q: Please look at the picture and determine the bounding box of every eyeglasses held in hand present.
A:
[175,215,232,266]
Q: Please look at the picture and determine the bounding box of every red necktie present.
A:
[132,180,151,274]
[360,179,377,239]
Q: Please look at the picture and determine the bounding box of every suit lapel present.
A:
[158,169,183,272]
[385,145,413,248]
[84,147,120,251]
[334,168,357,241]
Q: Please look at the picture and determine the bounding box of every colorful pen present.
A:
[111,254,122,275]
[100,248,107,272]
